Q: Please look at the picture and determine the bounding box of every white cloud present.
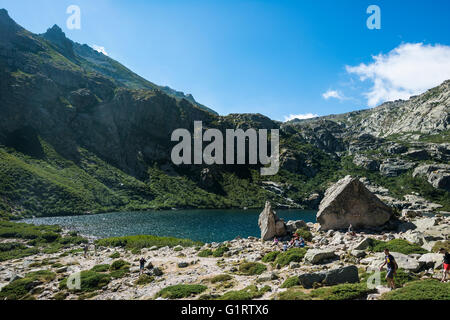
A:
[91,45,108,56]
[322,90,345,100]
[283,113,319,122]
[346,43,450,107]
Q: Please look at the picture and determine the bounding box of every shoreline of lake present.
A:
[20,209,317,243]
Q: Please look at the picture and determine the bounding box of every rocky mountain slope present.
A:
[0,9,449,219]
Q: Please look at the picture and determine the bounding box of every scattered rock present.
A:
[285,220,308,233]
[304,249,338,264]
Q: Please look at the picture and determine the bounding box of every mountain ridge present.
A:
[0,9,449,219]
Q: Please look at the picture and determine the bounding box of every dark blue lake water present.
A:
[21,209,317,243]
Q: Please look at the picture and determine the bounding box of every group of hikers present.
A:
[380,247,449,290]
[273,232,306,252]
[270,224,449,290]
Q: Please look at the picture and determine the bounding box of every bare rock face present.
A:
[317,176,393,231]
[258,201,286,240]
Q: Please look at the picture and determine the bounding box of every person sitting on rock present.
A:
[139,257,147,275]
[299,237,305,247]
[347,224,356,236]
[379,249,398,290]
[273,237,279,246]
[439,247,450,282]
[282,242,288,252]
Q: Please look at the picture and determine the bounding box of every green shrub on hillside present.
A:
[238,262,267,275]
[59,270,111,292]
[135,274,154,286]
[382,279,450,300]
[309,283,375,300]
[294,228,312,242]
[368,239,428,255]
[0,270,56,300]
[262,251,280,263]
[210,274,233,283]
[198,249,213,257]
[212,246,229,257]
[90,264,110,273]
[274,248,307,267]
[109,259,130,278]
[217,285,271,300]
[0,242,39,261]
[281,276,300,288]
[432,240,450,253]
[96,235,203,250]
[155,284,208,299]
[277,288,311,300]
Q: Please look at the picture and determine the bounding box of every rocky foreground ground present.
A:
[0,213,448,300]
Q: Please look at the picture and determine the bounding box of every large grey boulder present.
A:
[316,176,393,231]
[304,249,338,264]
[366,252,425,272]
[298,265,359,289]
[285,220,308,233]
[352,237,373,250]
[323,265,359,286]
[418,253,443,269]
[258,201,286,240]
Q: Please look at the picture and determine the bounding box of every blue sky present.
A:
[1,0,450,120]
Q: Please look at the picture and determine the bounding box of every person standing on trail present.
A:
[439,247,450,282]
[83,244,89,258]
[380,248,398,290]
[139,257,147,275]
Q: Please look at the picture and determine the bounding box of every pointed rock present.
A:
[258,201,286,240]
[317,176,393,230]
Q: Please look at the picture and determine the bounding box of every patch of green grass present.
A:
[274,248,307,267]
[109,252,120,259]
[309,283,375,300]
[277,288,311,300]
[0,270,56,300]
[294,228,312,242]
[210,274,233,283]
[262,251,280,263]
[198,249,213,257]
[59,270,111,292]
[0,278,37,300]
[432,240,450,253]
[368,239,428,255]
[90,264,110,273]
[155,284,208,299]
[217,285,270,300]
[135,274,154,286]
[381,279,450,300]
[109,259,130,278]
[281,276,300,288]
[96,235,203,250]
[212,246,229,257]
[25,270,56,283]
[238,262,267,275]
[0,221,61,240]
[0,242,39,261]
